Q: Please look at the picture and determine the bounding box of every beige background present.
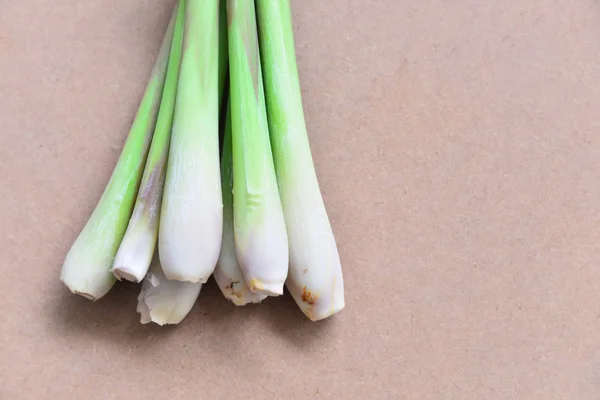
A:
[2,0,600,398]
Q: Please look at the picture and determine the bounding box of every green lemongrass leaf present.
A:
[159,0,222,283]
[59,3,180,300]
[111,0,186,283]
[226,0,288,296]
[256,0,345,320]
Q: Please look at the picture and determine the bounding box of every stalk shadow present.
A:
[252,287,336,348]
[51,279,180,347]
[50,274,330,347]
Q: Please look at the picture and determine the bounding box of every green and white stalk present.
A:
[213,1,266,305]
[59,4,179,300]
[137,252,202,325]
[159,0,222,283]
[137,0,230,317]
[214,101,268,305]
[110,0,186,283]
[226,0,289,296]
[255,0,345,320]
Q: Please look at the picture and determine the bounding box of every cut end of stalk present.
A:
[60,277,109,301]
[213,267,268,305]
[110,223,157,283]
[60,259,116,302]
[160,268,211,284]
[72,290,98,301]
[158,220,223,284]
[286,278,345,322]
[229,293,267,306]
[235,214,289,298]
[248,278,284,297]
[306,298,345,322]
[111,267,142,283]
[60,276,108,301]
[224,284,267,306]
[136,259,203,325]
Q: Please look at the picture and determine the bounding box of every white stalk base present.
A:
[111,219,156,283]
[137,256,202,325]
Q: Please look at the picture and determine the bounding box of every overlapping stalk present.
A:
[226,0,289,297]
[135,0,230,324]
[111,0,186,283]
[137,252,202,325]
[59,4,180,300]
[255,0,345,320]
[214,100,268,305]
[158,0,222,283]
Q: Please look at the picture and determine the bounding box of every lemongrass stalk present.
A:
[59,5,179,300]
[137,252,202,325]
[255,0,345,320]
[226,0,288,296]
[138,0,231,318]
[218,0,228,108]
[110,1,186,283]
[214,100,268,305]
[159,0,222,283]
[213,1,265,305]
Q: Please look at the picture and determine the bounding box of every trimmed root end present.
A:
[248,278,284,297]
[112,267,142,283]
[306,301,346,322]
[73,291,98,301]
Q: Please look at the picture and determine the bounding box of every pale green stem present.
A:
[111,0,186,283]
[255,0,345,320]
[59,3,179,300]
[214,100,268,305]
[226,0,289,296]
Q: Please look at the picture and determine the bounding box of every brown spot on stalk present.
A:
[226,280,239,291]
[301,286,317,305]
[141,157,166,200]
[225,280,242,299]
[139,158,167,227]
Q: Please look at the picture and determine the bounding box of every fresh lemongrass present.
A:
[214,1,265,305]
[137,252,202,325]
[218,0,228,107]
[59,4,179,300]
[110,0,186,283]
[138,0,229,316]
[226,0,288,296]
[214,101,268,305]
[255,0,345,320]
[159,0,222,283]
